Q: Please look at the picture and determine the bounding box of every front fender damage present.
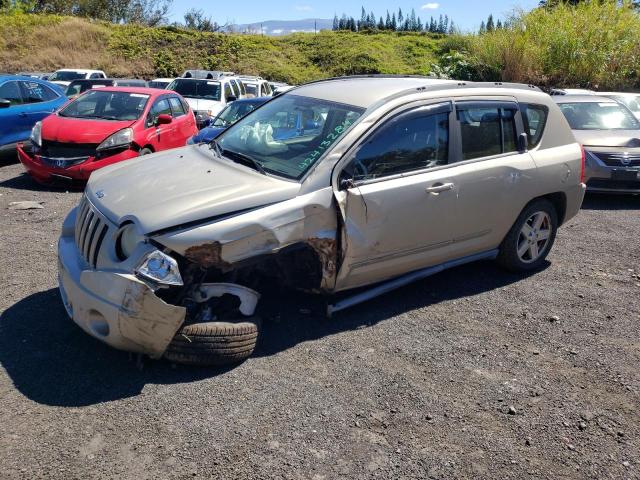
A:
[154,188,340,292]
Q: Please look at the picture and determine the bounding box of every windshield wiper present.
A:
[221,148,267,175]
[209,138,223,157]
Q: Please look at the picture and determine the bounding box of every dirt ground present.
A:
[0,154,638,480]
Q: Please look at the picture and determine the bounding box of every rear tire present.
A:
[497,199,558,272]
[164,317,260,366]
[139,148,153,156]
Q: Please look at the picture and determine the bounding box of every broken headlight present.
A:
[136,250,183,286]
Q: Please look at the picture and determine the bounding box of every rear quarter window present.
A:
[520,104,548,149]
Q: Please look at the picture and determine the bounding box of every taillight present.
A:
[579,145,586,183]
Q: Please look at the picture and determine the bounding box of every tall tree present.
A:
[486,14,495,32]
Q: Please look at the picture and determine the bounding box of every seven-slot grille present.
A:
[593,152,640,167]
[74,196,109,268]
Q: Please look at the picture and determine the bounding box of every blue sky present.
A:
[168,0,540,32]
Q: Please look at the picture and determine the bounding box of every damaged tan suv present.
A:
[58,76,586,366]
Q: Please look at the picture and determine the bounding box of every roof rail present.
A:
[299,75,542,92]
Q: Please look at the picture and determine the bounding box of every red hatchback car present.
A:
[17,87,198,185]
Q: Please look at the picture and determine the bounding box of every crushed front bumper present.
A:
[17,143,139,185]
[57,209,186,358]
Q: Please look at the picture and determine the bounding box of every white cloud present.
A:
[272,29,284,34]
[421,3,440,9]
[295,4,313,12]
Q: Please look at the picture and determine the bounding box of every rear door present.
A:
[334,102,459,290]
[446,98,538,257]
[19,80,61,133]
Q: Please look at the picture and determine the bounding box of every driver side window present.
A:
[147,98,171,127]
[345,106,450,182]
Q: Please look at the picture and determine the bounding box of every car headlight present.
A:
[97,128,133,151]
[136,250,183,286]
[30,121,42,147]
[115,223,143,261]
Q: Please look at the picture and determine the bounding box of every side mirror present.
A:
[226,95,237,103]
[339,175,355,190]
[0,99,11,109]
[518,132,528,153]
[156,113,172,125]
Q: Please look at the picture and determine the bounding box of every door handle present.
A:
[425,182,454,194]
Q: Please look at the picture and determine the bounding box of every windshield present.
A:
[167,79,221,101]
[59,90,150,121]
[65,81,110,98]
[49,71,86,82]
[559,102,640,130]
[213,101,265,127]
[217,94,364,180]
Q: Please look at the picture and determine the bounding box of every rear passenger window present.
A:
[457,105,518,161]
[348,107,449,181]
[521,104,548,149]
[20,81,58,103]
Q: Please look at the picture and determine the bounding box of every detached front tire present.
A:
[497,199,558,272]
[164,317,260,366]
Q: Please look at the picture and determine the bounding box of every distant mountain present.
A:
[232,18,333,36]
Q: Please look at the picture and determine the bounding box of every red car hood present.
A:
[41,115,135,144]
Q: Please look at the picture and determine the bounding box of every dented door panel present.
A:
[334,170,458,291]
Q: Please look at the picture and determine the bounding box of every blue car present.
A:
[187,97,271,144]
[0,75,67,152]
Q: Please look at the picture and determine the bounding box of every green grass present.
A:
[0,13,441,82]
[455,1,640,90]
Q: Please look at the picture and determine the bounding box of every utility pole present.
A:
[315,19,317,34]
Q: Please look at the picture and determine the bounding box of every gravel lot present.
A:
[0,153,639,479]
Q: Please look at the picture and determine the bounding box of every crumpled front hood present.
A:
[42,115,134,144]
[572,129,640,148]
[86,145,300,234]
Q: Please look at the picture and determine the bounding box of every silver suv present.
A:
[58,76,586,366]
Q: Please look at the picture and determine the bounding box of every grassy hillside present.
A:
[0,13,443,83]
[2,3,639,90]
[444,2,640,90]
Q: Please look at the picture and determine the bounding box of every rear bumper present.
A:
[17,144,138,185]
[58,208,186,358]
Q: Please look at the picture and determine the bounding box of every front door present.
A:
[334,102,458,290]
[145,97,175,151]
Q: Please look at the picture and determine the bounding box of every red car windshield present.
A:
[59,90,150,121]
